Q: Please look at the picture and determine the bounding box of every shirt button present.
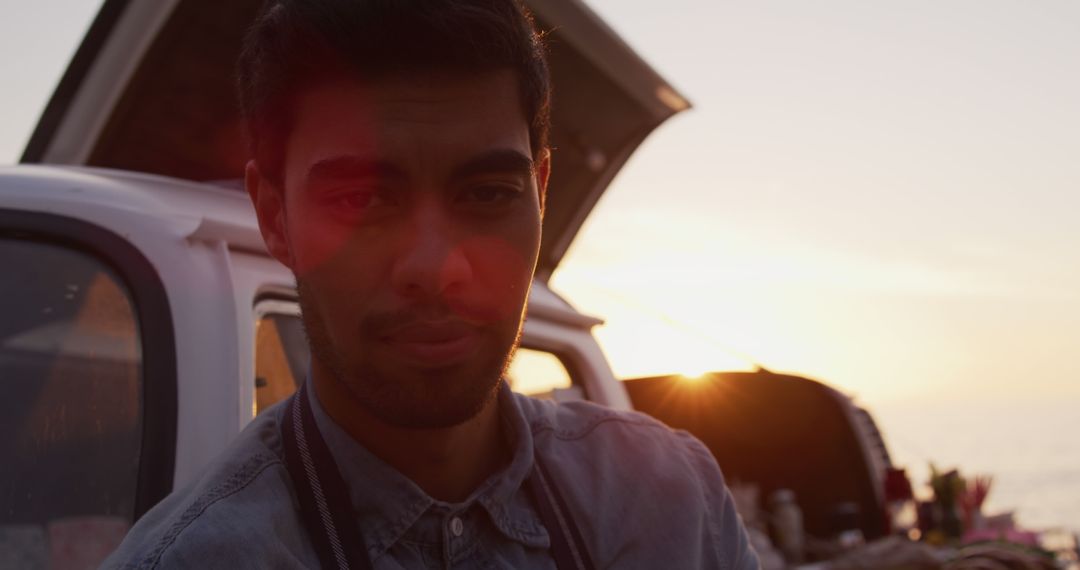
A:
[450,516,464,537]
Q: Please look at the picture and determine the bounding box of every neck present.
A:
[311,368,508,503]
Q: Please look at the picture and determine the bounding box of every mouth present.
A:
[379,320,481,368]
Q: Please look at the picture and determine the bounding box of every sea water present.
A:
[871,398,1080,534]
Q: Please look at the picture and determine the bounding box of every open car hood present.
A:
[21,0,688,278]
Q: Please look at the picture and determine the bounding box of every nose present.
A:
[390,203,473,301]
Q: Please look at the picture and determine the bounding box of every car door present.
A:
[0,208,176,566]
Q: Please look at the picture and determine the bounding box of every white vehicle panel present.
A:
[0,165,629,489]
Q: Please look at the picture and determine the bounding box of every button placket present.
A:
[442,513,470,566]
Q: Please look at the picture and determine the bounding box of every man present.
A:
[105,0,759,568]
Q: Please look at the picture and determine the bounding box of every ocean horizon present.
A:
[870,397,1079,535]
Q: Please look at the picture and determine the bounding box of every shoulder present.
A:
[516,391,662,438]
[516,393,759,568]
[516,392,705,465]
[517,393,723,515]
[103,402,313,569]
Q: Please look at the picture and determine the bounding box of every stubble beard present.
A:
[295,278,521,429]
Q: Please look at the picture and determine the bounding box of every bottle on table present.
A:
[769,488,805,564]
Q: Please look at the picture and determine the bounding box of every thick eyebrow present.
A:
[450,149,535,181]
[304,155,406,187]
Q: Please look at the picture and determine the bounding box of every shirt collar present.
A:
[305,380,549,557]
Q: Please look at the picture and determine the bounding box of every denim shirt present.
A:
[103,382,760,569]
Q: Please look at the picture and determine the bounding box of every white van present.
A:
[0,0,688,563]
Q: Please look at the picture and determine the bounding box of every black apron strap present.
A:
[281,386,372,570]
[282,382,594,570]
[525,455,597,570]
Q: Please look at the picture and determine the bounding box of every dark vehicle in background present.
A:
[624,371,897,549]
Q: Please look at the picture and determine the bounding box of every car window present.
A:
[0,237,142,563]
[254,304,309,415]
[506,347,576,400]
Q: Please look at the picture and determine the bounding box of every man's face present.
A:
[253,70,546,428]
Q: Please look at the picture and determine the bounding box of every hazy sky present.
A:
[553,0,1080,406]
[0,1,101,161]
[1,0,1077,407]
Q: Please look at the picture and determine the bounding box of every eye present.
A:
[332,189,392,211]
[338,192,373,209]
[462,184,522,205]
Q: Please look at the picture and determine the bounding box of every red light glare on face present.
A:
[264,72,542,424]
[452,233,536,324]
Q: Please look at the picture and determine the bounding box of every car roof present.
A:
[20,0,688,281]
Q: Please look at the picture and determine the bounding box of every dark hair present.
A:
[237,0,551,185]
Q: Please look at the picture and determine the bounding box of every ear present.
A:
[245,160,294,269]
[534,148,551,216]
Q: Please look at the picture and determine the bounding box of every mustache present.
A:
[295,278,505,333]
[361,303,482,337]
